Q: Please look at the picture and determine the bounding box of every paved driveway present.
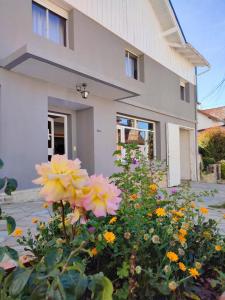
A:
[0,182,224,253]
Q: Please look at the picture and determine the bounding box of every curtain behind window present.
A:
[49,11,66,46]
[32,2,46,37]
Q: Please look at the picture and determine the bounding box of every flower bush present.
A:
[0,146,225,299]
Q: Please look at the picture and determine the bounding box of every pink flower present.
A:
[81,175,121,217]
[33,155,89,203]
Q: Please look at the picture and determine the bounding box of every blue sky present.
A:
[171,0,225,109]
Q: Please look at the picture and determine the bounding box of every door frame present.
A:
[167,123,197,187]
[48,112,68,157]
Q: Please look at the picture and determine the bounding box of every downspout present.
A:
[195,66,210,181]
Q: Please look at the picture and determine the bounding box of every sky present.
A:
[171,0,225,109]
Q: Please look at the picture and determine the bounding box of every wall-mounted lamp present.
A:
[76,83,89,99]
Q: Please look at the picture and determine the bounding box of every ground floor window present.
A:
[48,112,68,160]
[116,114,156,160]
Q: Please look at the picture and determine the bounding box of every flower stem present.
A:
[60,200,68,242]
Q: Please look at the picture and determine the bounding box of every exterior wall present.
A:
[0,69,48,189]
[197,112,223,131]
[65,0,196,84]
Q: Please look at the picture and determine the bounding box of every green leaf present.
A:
[0,267,5,283]
[117,262,129,279]
[9,268,33,297]
[5,179,17,195]
[5,246,19,261]
[44,248,63,271]
[6,216,16,235]
[0,159,4,170]
[0,247,6,261]
[89,274,113,300]
[30,283,48,300]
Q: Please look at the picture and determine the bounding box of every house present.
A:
[198,107,225,131]
[0,0,209,191]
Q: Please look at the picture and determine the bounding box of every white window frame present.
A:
[48,112,68,157]
[32,0,69,47]
[180,80,186,101]
[125,50,139,80]
[116,114,156,159]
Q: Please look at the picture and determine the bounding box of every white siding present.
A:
[65,0,196,84]
[197,112,223,131]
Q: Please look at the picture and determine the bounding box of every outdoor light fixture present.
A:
[76,83,89,99]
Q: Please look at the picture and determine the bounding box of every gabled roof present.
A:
[199,106,225,122]
[150,0,210,67]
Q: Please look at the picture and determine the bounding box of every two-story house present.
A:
[0,0,209,193]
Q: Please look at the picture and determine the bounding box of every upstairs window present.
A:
[180,81,186,101]
[125,50,138,80]
[32,1,67,46]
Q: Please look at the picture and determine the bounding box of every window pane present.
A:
[117,116,134,127]
[137,120,153,131]
[49,11,66,46]
[180,85,185,100]
[125,129,145,145]
[125,51,138,79]
[32,2,46,37]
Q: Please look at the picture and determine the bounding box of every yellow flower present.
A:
[189,268,200,279]
[12,228,23,237]
[178,262,186,272]
[104,231,116,244]
[172,217,179,223]
[109,217,117,224]
[199,207,208,214]
[155,207,166,217]
[223,214,225,219]
[166,251,179,262]
[91,247,98,256]
[130,194,138,201]
[179,228,187,236]
[195,262,202,270]
[32,217,39,224]
[39,223,46,230]
[168,281,177,291]
[174,211,184,218]
[42,203,49,209]
[179,207,186,211]
[178,234,186,245]
[215,245,222,251]
[149,183,158,193]
[203,231,212,239]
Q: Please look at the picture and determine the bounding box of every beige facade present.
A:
[0,0,208,188]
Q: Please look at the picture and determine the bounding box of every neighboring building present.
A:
[198,107,225,131]
[0,0,209,189]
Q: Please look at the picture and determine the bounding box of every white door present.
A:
[167,123,181,187]
[48,117,54,158]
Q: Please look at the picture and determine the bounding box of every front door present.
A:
[48,113,68,161]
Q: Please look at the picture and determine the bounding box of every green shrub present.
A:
[202,157,215,170]
[220,160,225,179]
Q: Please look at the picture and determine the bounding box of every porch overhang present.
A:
[0,40,140,101]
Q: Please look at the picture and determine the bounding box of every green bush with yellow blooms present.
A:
[0,144,225,299]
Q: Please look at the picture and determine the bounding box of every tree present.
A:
[198,127,225,162]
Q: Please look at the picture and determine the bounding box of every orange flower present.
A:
[215,245,222,251]
[178,234,186,245]
[166,251,178,262]
[42,203,49,209]
[130,194,138,201]
[91,247,98,256]
[189,268,200,279]
[149,183,158,193]
[199,207,208,214]
[155,207,166,217]
[109,217,117,224]
[32,217,39,224]
[104,231,116,244]
[178,262,186,272]
[12,228,23,237]
[179,228,187,236]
